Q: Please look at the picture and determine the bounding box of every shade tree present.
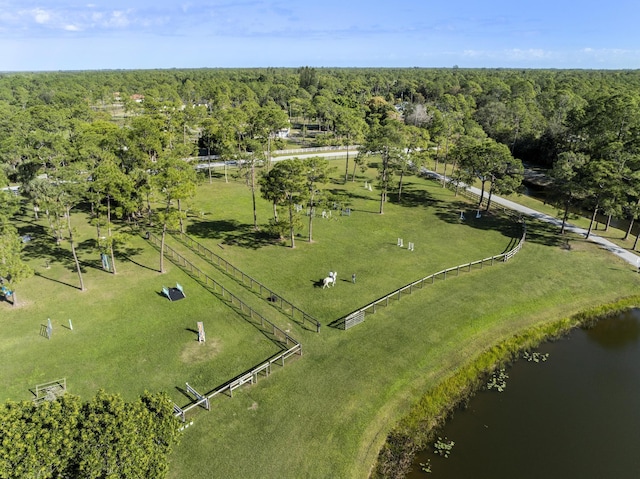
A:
[90,155,135,274]
[394,125,430,201]
[334,106,368,183]
[456,137,522,212]
[152,154,198,273]
[549,151,589,234]
[360,119,407,214]
[0,171,33,307]
[0,391,180,479]
[259,159,306,248]
[303,157,332,243]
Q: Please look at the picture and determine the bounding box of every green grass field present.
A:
[3,159,640,478]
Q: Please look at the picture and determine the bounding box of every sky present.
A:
[1,0,639,71]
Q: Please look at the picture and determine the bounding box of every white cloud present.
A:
[104,10,130,28]
[31,8,51,24]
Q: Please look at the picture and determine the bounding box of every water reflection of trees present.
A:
[585,309,640,349]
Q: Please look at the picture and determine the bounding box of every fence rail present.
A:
[189,145,355,163]
[178,343,302,419]
[272,145,356,155]
[336,214,526,330]
[144,232,302,421]
[171,231,321,332]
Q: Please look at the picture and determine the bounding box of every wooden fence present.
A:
[174,345,302,422]
[171,231,321,332]
[336,215,526,330]
[145,232,302,421]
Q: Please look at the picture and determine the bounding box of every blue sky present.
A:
[1,0,639,71]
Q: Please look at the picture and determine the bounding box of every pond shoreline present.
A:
[372,295,640,479]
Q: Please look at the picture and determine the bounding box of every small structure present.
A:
[197,322,205,343]
[0,284,13,300]
[162,283,186,301]
[33,378,66,404]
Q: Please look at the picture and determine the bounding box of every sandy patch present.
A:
[180,337,221,363]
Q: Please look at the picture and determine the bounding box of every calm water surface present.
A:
[408,309,640,479]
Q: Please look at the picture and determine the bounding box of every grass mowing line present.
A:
[169,230,321,332]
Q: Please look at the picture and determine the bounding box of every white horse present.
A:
[322,271,337,289]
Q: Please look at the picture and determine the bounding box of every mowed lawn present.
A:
[186,163,521,323]
[3,159,640,478]
[1,215,280,405]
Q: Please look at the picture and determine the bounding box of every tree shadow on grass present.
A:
[123,250,159,272]
[186,220,277,250]
[34,271,81,290]
[387,185,443,209]
[523,219,570,248]
[432,196,566,249]
[326,188,371,202]
[19,224,117,279]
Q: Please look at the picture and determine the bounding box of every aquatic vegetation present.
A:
[522,351,549,362]
[487,368,508,392]
[433,437,455,458]
[419,459,432,473]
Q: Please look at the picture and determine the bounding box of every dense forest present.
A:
[1,67,640,478]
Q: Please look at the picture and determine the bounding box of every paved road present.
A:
[439,171,640,268]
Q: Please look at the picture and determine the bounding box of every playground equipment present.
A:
[162,283,186,301]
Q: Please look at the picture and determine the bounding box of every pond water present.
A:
[408,309,640,479]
